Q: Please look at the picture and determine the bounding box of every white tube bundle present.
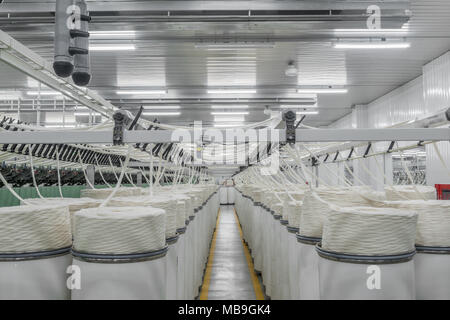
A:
[73,206,166,254]
[0,205,71,253]
[322,207,417,256]
[299,191,328,238]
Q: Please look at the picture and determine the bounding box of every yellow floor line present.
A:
[233,208,266,300]
[199,208,221,300]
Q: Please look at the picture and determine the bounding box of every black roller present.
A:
[53,61,74,78]
[72,71,91,86]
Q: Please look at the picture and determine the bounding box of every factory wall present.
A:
[327,51,450,188]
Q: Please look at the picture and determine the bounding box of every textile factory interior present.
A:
[0,0,449,302]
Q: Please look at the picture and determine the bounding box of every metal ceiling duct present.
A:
[53,0,75,77]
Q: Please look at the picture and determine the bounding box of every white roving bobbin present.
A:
[322,207,418,256]
[386,200,450,247]
[0,205,71,253]
[107,196,178,238]
[73,206,166,255]
[385,185,436,201]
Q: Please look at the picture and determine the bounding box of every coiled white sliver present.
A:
[0,205,71,253]
[322,206,417,256]
[80,187,142,199]
[22,198,102,234]
[385,185,436,201]
[73,206,166,255]
[107,196,178,238]
[287,201,303,228]
[383,200,450,247]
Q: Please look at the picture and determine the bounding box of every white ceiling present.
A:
[0,0,449,127]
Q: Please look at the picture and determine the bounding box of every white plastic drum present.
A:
[0,252,71,300]
[220,187,228,205]
[227,187,235,205]
[317,246,416,300]
[414,248,450,300]
[296,236,320,300]
[166,235,180,300]
[71,250,168,300]
[287,227,300,300]
[176,230,186,300]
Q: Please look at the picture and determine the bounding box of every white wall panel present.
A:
[423,51,450,187]
[328,51,450,188]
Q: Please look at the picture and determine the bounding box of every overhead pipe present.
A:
[72,0,91,86]
[53,0,76,77]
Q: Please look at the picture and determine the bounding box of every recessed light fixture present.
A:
[90,44,136,51]
[280,105,318,109]
[208,89,257,94]
[334,29,409,35]
[296,111,319,115]
[144,106,180,110]
[90,31,136,37]
[334,42,410,49]
[116,90,167,95]
[196,42,275,50]
[214,116,245,122]
[74,112,101,116]
[142,112,181,116]
[297,88,348,94]
[214,123,245,128]
[211,105,249,109]
[211,112,249,116]
[27,91,63,96]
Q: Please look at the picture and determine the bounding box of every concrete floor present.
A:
[207,205,257,300]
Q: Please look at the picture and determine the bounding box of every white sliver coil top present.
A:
[73,206,166,255]
[322,207,418,256]
[385,200,450,247]
[287,201,302,229]
[0,205,71,253]
[22,198,102,234]
[299,191,329,238]
[80,187,142,199]
[107,196,178,238]
[385,185,436,201]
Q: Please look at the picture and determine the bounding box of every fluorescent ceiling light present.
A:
[280,104,318,109]
[214,123,245,128]
[211,105,249,109]
[45,125,76,128]
[74,112,101,116]
[334,29,408,35]
[90,31,136,37]
[142,112,181,116]
[211,112,249,116]
[90,44,136,51]
[214,116,245,122]
[296,111,319,115]
[334,42,410,49]
[144,106,180,110]
[117,90,167,95]
[208,89,257,94]
[196,43,275,50]
[26,91,63,96]
[297,88,348,94]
